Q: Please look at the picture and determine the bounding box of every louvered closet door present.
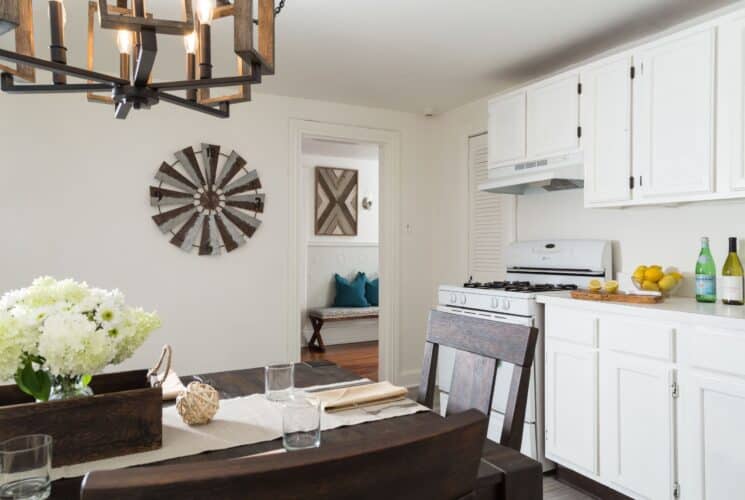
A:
[468,133,515,281]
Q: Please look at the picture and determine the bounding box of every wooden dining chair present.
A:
[417,309,543,500]
[80,410,488,500]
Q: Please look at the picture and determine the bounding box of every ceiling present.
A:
[10,0,740,114]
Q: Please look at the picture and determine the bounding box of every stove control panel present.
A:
[438,287,535,317]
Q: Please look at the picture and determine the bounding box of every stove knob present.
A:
[460,294,467,305]
[450,293,457,304]
[491,297,498,309]
[502,299,511,310]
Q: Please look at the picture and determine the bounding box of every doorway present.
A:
[287,120,401,384]
[300,138,380,380]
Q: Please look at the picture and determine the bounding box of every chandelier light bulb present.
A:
[196,0,216,25]
[116,30,132,54]
[184,31,198,55]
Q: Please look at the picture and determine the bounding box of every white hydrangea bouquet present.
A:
[0,277,161,401]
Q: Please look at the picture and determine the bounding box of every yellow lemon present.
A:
[634,265,648,275]
[604,280,619,293]
[669,272,683,282]
[588,279,602,292]
[650,264,663,270]
[658,275,678,293]
[642,280,660,292]
[644,267,664,283]
[632,270,646,284]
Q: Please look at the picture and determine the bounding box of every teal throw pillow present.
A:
[333,272,369,307]
[366,277,379,306]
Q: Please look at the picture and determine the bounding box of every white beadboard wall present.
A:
[301,149,380,345]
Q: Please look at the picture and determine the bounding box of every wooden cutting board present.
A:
[571,289,664,304]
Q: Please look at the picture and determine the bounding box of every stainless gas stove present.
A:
[436,239,612,470]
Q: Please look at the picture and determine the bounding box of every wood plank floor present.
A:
[301,341,379,381]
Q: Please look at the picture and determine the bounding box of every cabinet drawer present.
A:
[545,306,597,346]
[599,316,674,361]
[679,326,745,378]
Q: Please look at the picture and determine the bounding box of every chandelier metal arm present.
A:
[133,28,157,86]
[158,91,230,118]
[0,48,129,86]
[114,100,133,120]
[0,73,112,93]
[152,73,260,91]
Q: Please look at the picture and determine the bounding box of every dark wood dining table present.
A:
[50,363,447,500]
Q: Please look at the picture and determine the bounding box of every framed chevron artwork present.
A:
[314,166,359,236]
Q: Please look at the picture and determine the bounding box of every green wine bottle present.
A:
[696,237,717,303]
[722,237,744,306]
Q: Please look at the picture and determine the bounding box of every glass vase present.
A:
[48,375,94,401]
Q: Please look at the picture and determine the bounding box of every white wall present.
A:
[0,91,433,383]
[302,153,379,245]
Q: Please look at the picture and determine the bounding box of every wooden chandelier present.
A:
[0,0,283,119]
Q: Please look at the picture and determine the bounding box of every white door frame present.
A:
[287,119,401,383]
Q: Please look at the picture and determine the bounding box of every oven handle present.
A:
[436,305,533,327]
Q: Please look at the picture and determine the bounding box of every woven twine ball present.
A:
[176,381,220,425]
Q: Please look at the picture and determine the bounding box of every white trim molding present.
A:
[288,119,402,383]
[307,241,379,248]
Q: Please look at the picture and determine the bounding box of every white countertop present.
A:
[536,291,745,330]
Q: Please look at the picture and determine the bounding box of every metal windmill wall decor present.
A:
[150,143,264,255]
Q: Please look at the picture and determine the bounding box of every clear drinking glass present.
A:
[265,363,294,401]
[0,434,52,500]
[282,392,321,451]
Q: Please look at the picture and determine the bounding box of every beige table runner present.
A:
[52,381,428,480]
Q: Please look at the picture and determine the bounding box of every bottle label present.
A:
[696,275,716,296]
[722,276,744,302]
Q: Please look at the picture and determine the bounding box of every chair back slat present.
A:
[418,309,538,451]
[81,410,489,500]
[417,341,439,408]
[445,350,497,416]
[426,309,535,366]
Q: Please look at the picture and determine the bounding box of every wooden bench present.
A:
[306,307,379,352]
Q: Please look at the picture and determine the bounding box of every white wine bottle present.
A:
[722,237,744,306]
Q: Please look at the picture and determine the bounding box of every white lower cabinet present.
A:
[544,338,598,475]
[599,352,676,499]
[678,371,745,500]
[543,302,745,499]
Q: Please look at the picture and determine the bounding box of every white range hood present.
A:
[479,151,584,195]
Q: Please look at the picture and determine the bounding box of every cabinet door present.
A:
[544,338,598,475]
[527,72,580,158]
[633,28,715,198]
[487,92,526,166]
[678,371,745,500]
[599,352,676,499]
[717,14,745,192]
[581,56,633,205]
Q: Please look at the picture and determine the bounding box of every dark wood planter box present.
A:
[0,369,162,467]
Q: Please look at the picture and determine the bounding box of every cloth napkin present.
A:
[160,370,187,400]
[311,381,408,412]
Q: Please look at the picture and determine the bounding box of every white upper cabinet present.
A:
[526,72,581,158]
[581,56,633,205]
[487,91,527,166]
[633,27,716,199]
[717,13,745,192]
